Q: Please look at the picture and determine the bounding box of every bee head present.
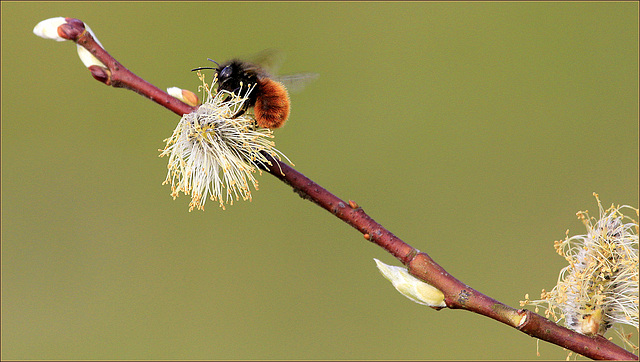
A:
[216,61,259,96]
[217,64,235,89]
[218,64,233,79]
[192,58,260,101]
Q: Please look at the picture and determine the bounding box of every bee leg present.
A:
[232,108,246,118]
[214,92,233,106]
[230,108,259,130]
[217,93,244,118]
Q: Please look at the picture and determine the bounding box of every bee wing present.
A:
[246,48,319,92]
[247,48,285,76]
[275,73,319,93]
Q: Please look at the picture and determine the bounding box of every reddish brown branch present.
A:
[58,18,196,116]
[518,310,636,360]
[50,17,639,361]
[261,158,417,263]
[262,156,638,361]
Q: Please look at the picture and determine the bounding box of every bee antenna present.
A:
[207,58,221,67]
[191,58,221,72]
[191,66,216,72]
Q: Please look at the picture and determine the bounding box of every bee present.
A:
[192,50,317,129]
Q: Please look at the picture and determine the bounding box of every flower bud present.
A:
[33,17,67,42]
[374,258,446,308]
[34,17,107,69]
[167,87,200,107]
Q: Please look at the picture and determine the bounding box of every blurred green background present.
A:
[2,2,638,360]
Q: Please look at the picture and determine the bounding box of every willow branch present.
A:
[47,18,638,361]
[262,156,637,361]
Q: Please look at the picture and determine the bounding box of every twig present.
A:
[42,17,639,361]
